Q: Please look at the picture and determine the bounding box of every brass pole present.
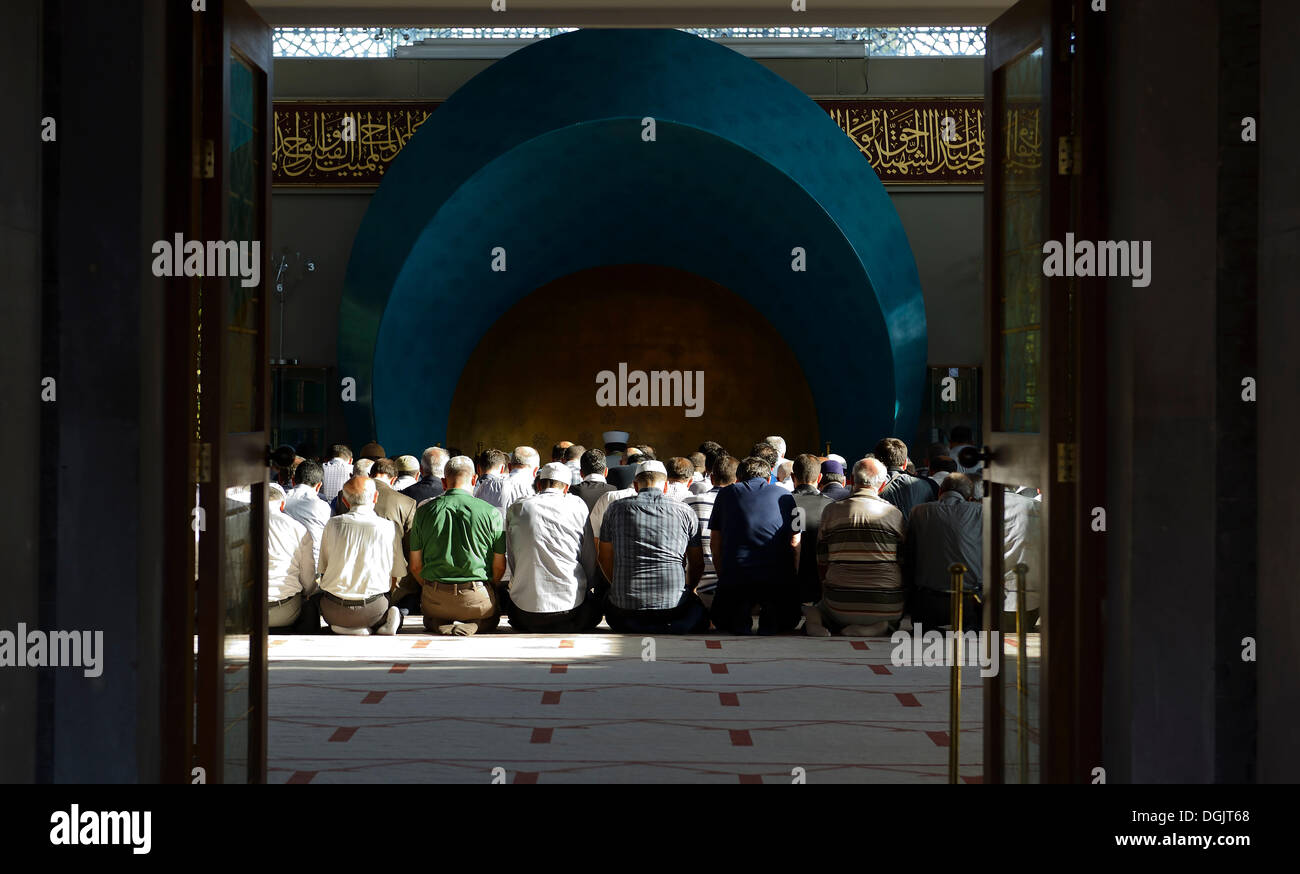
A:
[948,562,968,784]
[1014,562,1029,783]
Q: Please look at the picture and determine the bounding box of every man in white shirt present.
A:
[665,456,695,501]
[764,435,795,491]
[497,445,541,516]
[317,476,404,636]
[495,446,541,585]
[588,480,635,544]
[267,484,319,632]
[688,452,707,487]
[691,443,726,495]
[473,448,509,510]
[774,459,795,492]
[503,463,600,632]
[1002,485,1042,629]
[392,455,420,491]
[947,426,983,475]
[284,460,331,567]
[562,443,585,486]
[602,429,629,469]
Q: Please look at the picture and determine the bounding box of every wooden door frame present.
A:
[160,1,202,785]
[195,0,273,784]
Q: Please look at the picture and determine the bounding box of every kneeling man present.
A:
[409,455,507,635]
[598,460,708,634]
[318,476,404,635]
[503,462,602,632]
[804,458,906,637]
[267,483,320,633]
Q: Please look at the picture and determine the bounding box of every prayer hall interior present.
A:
[1,0,1297,788]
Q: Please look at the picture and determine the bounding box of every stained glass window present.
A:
[273,26,985,59]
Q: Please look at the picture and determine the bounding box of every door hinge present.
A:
[1056,442,1077,483]
[194,139,215,179]
[193,442,212,483]
[1057,135,1081,175]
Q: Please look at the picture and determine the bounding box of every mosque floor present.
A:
[262,619,1040,784]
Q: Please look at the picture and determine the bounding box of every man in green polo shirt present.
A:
[408,455,507,635]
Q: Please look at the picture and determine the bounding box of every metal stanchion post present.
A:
[948,562,968,784]
[1014,562,1029,783]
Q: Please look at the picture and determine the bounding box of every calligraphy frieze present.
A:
[272,99,990,186]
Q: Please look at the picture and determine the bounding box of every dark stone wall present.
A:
[1103,0,1220,783]
[0,0,43,784]
[1256,0,1300,783]
[3,0,169,783]
[1103,0,1287,783]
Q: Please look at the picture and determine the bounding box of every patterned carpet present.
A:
[264,617,1035,784]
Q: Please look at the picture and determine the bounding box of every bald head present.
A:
[443,455,476,489]
[852,457,889,492]
[340,475,377,509]
[511,446,540,470]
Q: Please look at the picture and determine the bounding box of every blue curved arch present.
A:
[341,27,926,453]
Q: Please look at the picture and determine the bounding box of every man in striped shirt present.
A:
[319,444,353,505]
[598,461,707,634]
[805,457,906,637]
[682,454,737,609]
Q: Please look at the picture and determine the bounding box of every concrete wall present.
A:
[269,54,985,447]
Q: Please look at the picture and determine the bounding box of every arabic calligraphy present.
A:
[1002,105,1044,176]
[272,100,991,186]
[822,100,987,182]
[273,104,435,183]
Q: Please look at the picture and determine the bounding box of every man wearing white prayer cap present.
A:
[602,430,630,468]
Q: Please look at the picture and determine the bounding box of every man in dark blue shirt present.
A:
[708,456,802,634]
[818,459,851,501]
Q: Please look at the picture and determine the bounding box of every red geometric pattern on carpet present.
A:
[926,731,950,746]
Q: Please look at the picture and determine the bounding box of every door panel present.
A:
[982,0,1072,784]
[195,0,272,784]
